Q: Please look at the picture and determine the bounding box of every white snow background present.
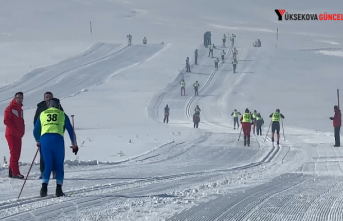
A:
[1,0,343,220]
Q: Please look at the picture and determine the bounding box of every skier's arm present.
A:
[269,113,273,118]
[33,107,40,125]
[239,112,241,115]
[231,112,233,116]
[281,114,285,119]
[33,118,42,142]
[64,114,76,145]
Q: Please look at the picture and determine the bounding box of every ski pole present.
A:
[238,127,243,141]
[18,146,40,199]
[264,120,272,142]
[71,115,77,144]
[281,118,286,141]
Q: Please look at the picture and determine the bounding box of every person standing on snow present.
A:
[143,37,147,44]
[34,92,64,179]
[232,47,238,60]
[194,49,198,65]
[208,44,214,58]
[180,79,186,96]
[221,50,226,62]
[256,113,264,136]
[231,109,241,129]
[232,59,238,73]
[33,98,78,197]
[330,105,341,147]
[269,109,285,146]
[230,34,236,47]
[252,110,258,135]
[204,32,208,47]
[193,112,200,128]
[127,34,132,46]
[186,57,191,72]
[4,92,25,179]
[193,81,200,96]
[214,58,219,69]
[164,104,170,123]
[222,34,227,47]
[240,108,253,146]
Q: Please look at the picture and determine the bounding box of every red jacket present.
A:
[333,109,342,127]
[4,98,25,138]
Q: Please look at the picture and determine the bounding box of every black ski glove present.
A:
[330,117,334,120]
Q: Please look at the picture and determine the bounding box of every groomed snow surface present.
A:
[1,0,343,220]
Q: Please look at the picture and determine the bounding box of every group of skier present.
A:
[4,91,79,197]
[126,34,148,46]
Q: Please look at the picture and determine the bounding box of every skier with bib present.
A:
[240,108,253,146]
[269,109,285,146]
[231,109,241,129]
[33,98,78,197]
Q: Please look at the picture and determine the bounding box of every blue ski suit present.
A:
[33,107,75,185]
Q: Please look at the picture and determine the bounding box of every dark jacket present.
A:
[33,99,64,125]
[164,106,170,114]
[331,108,342,127]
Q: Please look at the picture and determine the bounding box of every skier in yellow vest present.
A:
[33,98,78,197]
[231,109,241,129]
[180,79,186,96]
[269,109,285,146]
[252,110,258,134]
[222,34,227,46]
[240,108,253,146]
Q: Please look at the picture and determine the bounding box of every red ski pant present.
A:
[6,135,22,176]
[242,122,251,138]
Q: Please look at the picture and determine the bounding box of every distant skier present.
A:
[221,50,226,62]
[143,37,147,44]
[240,108,253,146]
[204,32,208,47]
[194,105,201,115]
[180,79,186,96]
[222,34,227,46]
[194,49,198,65]
[232,47,238,60]
[330,105,341,147]
[214,58,219,69]
[127,34,132,46]
[256,113,264,136]
[231,109,241,129]
[164,104,170,123]
[193,112,200,128]
[207,31,212,45]
[269,109,285,146]
[232,59,238,73]
[230,34,236,47]
[34,98,78,197]
[186,57,191,72]
[193,81,200,96]
[208,44,214,58]
[252,110,257,134]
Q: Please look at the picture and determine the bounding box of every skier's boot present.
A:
[277,141,279,147]
[52,171,56,179]
[244,137,246,146]
[56,184,65,197]
[40,183,48,197]
[247,137,250,146]
[8,169,12,178]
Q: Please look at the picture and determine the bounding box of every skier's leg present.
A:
[40,135,53,185]
[52,136,65,186]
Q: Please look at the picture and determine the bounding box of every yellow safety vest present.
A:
[181,81,185,87]
[256,116,262,120]
[253,113,257,118]
[272,112,281,122]
[233,111,239,117]
[40,108,65,136]
[242,113,251,123]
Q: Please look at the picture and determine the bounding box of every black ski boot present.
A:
[247,137,250,146]
[8,169,12,178]
[244,137,246,146]
[40,183,48,197]
[56,184,65,197]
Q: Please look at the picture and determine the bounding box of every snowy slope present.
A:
[1,0,343,220]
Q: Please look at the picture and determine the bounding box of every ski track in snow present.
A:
[1,37,343,220]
